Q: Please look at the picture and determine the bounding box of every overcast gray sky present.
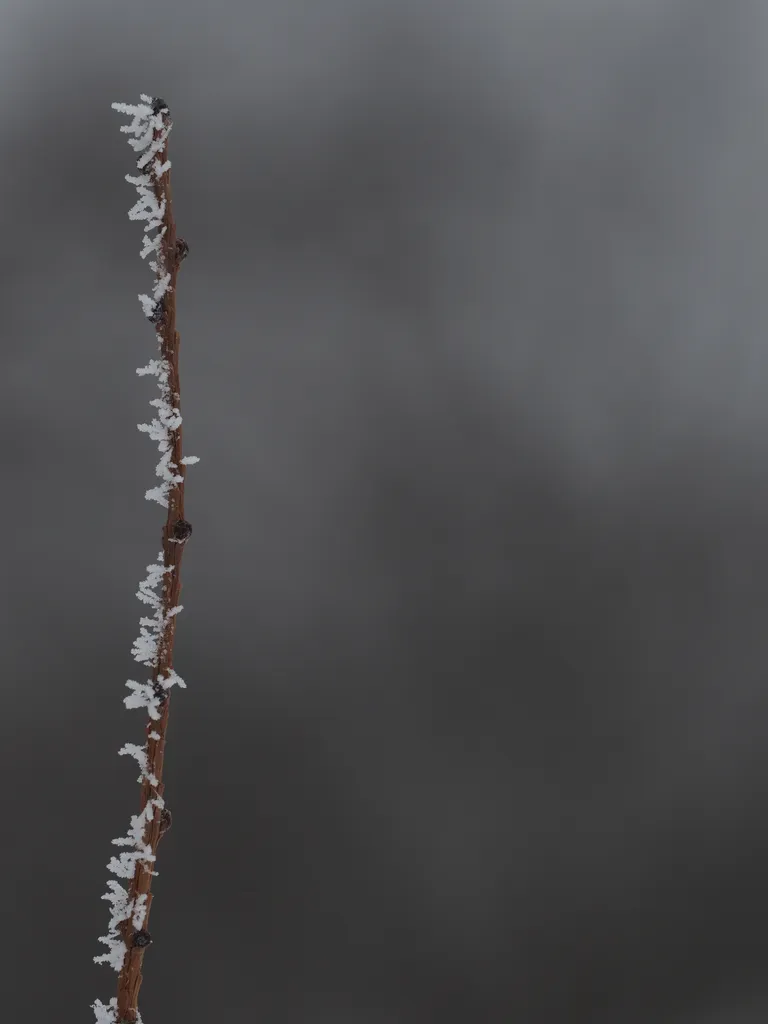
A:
[6,1,768,1021]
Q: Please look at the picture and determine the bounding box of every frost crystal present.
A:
[118,742,160,787]
[132,892,149,930]
[131,551,175,667]
[92,997,118,1024]
[136,370,185,509]
[112,93,200,511]
[92,999,145,1024]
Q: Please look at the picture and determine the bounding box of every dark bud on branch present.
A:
[172,518,192,542]
[151,97,169,116]
[159,808,173,836]
[175,238,189,263]
[132,929,153,949]
[147,300,165,326]
[152,683,168,707]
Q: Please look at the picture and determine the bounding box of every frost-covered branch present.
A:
[92,94,196,1024]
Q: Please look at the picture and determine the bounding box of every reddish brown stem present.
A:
[115,107,188,1024]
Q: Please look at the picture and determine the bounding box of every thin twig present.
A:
[92,94,197,1024]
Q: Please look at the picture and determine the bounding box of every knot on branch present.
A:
[159,808,173,836]
[132,929,153,949]
[172,518,192,542]
[175,238,189,263]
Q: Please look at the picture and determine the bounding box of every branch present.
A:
[92,94,197,1024]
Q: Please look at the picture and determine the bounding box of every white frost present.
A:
[158,667,187,690]
[136,374,185,508]
[92,996,144,1024]
[112,92,198,511]
[132,892,149,930]
[130,551,175,667]
[92,997,119,1024]
[124,680,164,721]
[118,742,160,787]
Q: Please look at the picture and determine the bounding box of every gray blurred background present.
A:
[5,0,768,1020]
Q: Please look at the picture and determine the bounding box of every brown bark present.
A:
[115,105,189,1024]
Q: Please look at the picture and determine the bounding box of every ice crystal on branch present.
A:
[92,998,119,1024]
[118,742,159,787]
[111,94,200,509]
[130,551,174,667]
[92,999,145,1024]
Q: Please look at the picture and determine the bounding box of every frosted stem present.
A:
[92,94,196,1024]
